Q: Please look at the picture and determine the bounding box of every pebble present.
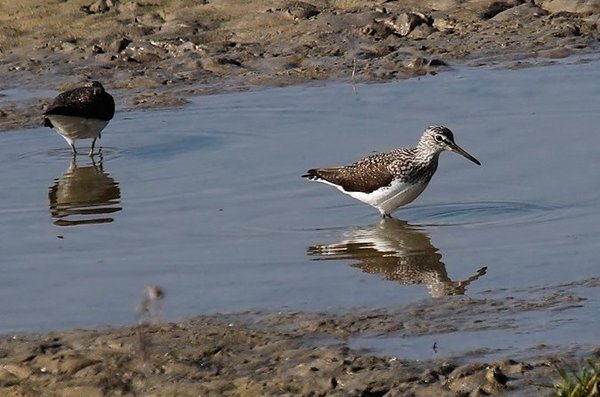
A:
[1,364,32,379]
[0,367,19,386]
[80,0,114,14]
[379,12,432,37]
[283,1,320,20]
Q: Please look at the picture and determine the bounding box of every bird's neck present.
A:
[414,144,442,165]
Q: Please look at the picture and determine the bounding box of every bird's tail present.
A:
[301,169,321,180]
[42,117,53,128]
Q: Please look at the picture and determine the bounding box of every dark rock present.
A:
[405,57,447,69]
[486,366,509,385]
[60,42,79,53]
[92,44,104,54]
[491,3,549,21]
[481,2,517,19]
[361,23,393,39]
[112,37,132,53]
[553,23,582,36]
[135,12,166,27]
[200,56,243,74]
[121,40,166,63]
[81,0,115,14]
[379,12,432,37]
[408,23,437,39]
[283,1,320,20]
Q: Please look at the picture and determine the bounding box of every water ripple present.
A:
[405,201,564,227]
[13,146,127,164]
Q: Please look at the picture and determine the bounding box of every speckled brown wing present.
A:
[303,153,395,193]
[44,87,115,121]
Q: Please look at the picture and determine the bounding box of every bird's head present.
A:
[85,80,105,94]
[420,125,481,165]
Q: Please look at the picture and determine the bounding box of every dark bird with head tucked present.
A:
[43,81,115,156]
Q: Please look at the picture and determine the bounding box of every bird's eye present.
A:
[434,134,444,142]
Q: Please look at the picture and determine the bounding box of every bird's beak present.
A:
[449,142,481,165]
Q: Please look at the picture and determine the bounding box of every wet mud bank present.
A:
[2,280,599,396]
[2,0,600,130]
[0,313,577,397]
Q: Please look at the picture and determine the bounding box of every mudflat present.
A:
[1,0,600,130]
[1,302,596,397]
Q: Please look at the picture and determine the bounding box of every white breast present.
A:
[342,179,430,215]
[47,115,109,143]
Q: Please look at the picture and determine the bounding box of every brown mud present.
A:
[0,314,577,397]
[1,0,600,130]
[2,277,600,396]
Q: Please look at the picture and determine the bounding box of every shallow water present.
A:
[1,59,600,361]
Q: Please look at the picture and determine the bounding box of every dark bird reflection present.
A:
[308,218,487,297]
[48,155,122,226]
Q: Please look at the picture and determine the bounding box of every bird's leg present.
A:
[89,137,98,157]
[97,152,105,171]
[70,143,77,156]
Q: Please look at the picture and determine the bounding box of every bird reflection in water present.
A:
[48,155,121,226]
[308,218,487,297]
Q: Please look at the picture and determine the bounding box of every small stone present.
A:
[408,24,437,39]
[553,24,581,37]
[200,56,243,74]
[486,366,509,385]
[61,41,79,53]
[60,356,99,375]
[433,17,456,32]
[380,12,432,37]
[135,12,165,27]
[405,57,446,69]
[81,0,113,14]
[469,388,487,397]
[2,364,33,379]
[420,368,440,383]
[283,1,319,20]
[0,367,19,386]
[361,23,392,39]
[481,2,513,19]
[32,351,99,375]
[121,40,166,63]
[491,3,549,21]
[111,37,132,53]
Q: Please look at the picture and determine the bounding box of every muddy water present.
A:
[1,59,599,361]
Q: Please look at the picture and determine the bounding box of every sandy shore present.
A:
[2,0,600,395]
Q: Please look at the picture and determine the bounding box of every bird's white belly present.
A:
[48,115,109,142]
[343,179,429,215]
